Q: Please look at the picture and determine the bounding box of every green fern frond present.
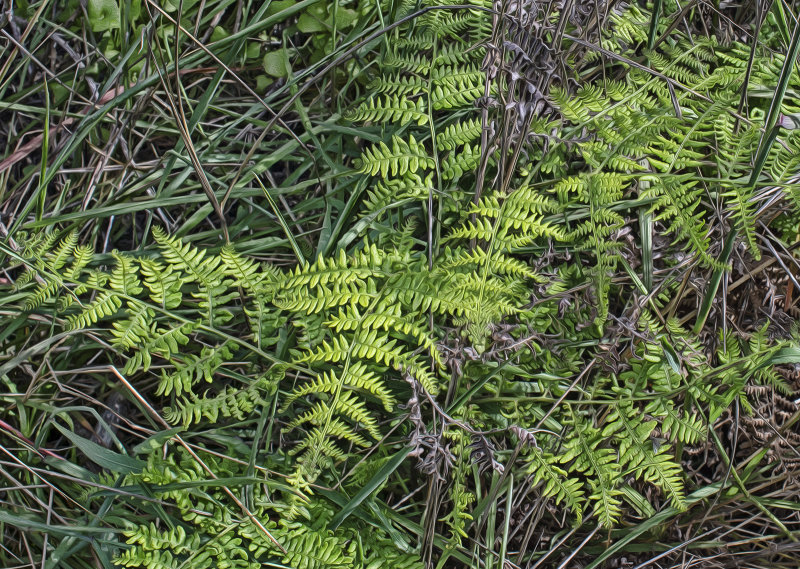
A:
[275,281,377,314]
[110,302,155,350]
[382,51,430,73]
[346,95,428,126]
[288,391,380,441]
[525,448,585,521]
[367,73,426,97]
[122,523,201,554]
[24,278,62,310]
[279,245,386,291]
[295,330,439,395]
[122,321,197,374]
[589,482,624,528]
[601,400,657,470]
[645,399,708,444]
[279,527,354,569]
[436,117,483,151]
[156,342,234,397]
[139,259,183,309]
[66,291,122,330]
[440,246,540,280]
[109,252,143,296]
[360,173,433,220]
[435,44,485,67]
[560,425,620,483]
[115,548,177,569]
[442,143,481,180]
[324,303,443,367]
[431,76,484,110]
[67,244,93,279]
[282,362,394,412]
[634,449,686,509]
[220,245,278,295]
[358,134,435,179]
[383,270,463,315]
[47,232,79,270]
[152,227,220,286]
[164,375,270,427]
[152,228,234,324]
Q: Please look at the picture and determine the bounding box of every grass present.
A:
[3,1,800,568]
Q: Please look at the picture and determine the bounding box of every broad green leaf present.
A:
[263,50,289,78]
[88,0,119,32]
[298,8,326,33]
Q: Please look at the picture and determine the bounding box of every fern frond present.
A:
[164,375,270,427]
[282,362,395,412]
[435,44,485,67]
[645,398,707,444]
[358,135,435,179]
[634,449,686,509]
[279,527,355,569]
[24,278,61,310]
[367,73,426,97]
[346,95,428,126]
[525,448,585,521]
[122,321,197,374]
[276,281,377,314]
[382,51,431,73]
[325,303,443,367]
[115,548,177,569]
[601,401,657,470]
[152,228,234,324]
[110,302,155,350]
[109,252,143,296]
[152,227,220,286]
[139,259,183,309]
[442,143,481,180]
[279,245,386,291]
[67,244,93,279]
[440,246,539,280]
[288,390,380,441]
[295,330,439,395]
[47,232,79,270]
[431,76,484,110]
[436,117,483,151]
[157,342,234,397]
[589,482,624,528]
[360,173,433,220]
[66,291,122,330]
[122,523,201,554]
[220,245,278,295]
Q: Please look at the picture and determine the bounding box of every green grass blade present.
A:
[328,447,412,530]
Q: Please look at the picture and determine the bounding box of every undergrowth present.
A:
[2,0,800,568]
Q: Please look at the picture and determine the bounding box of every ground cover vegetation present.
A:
[3,0,800,567]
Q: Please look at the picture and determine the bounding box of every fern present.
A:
[156,342,234,397]
[346,95,428,126]
[436,117,483,151]
[359,173,433,221]
[358,134,435,179]
[152,227,235,325]
[9,5,800,569]
[524,446,586,521]
[164,374,273,427]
